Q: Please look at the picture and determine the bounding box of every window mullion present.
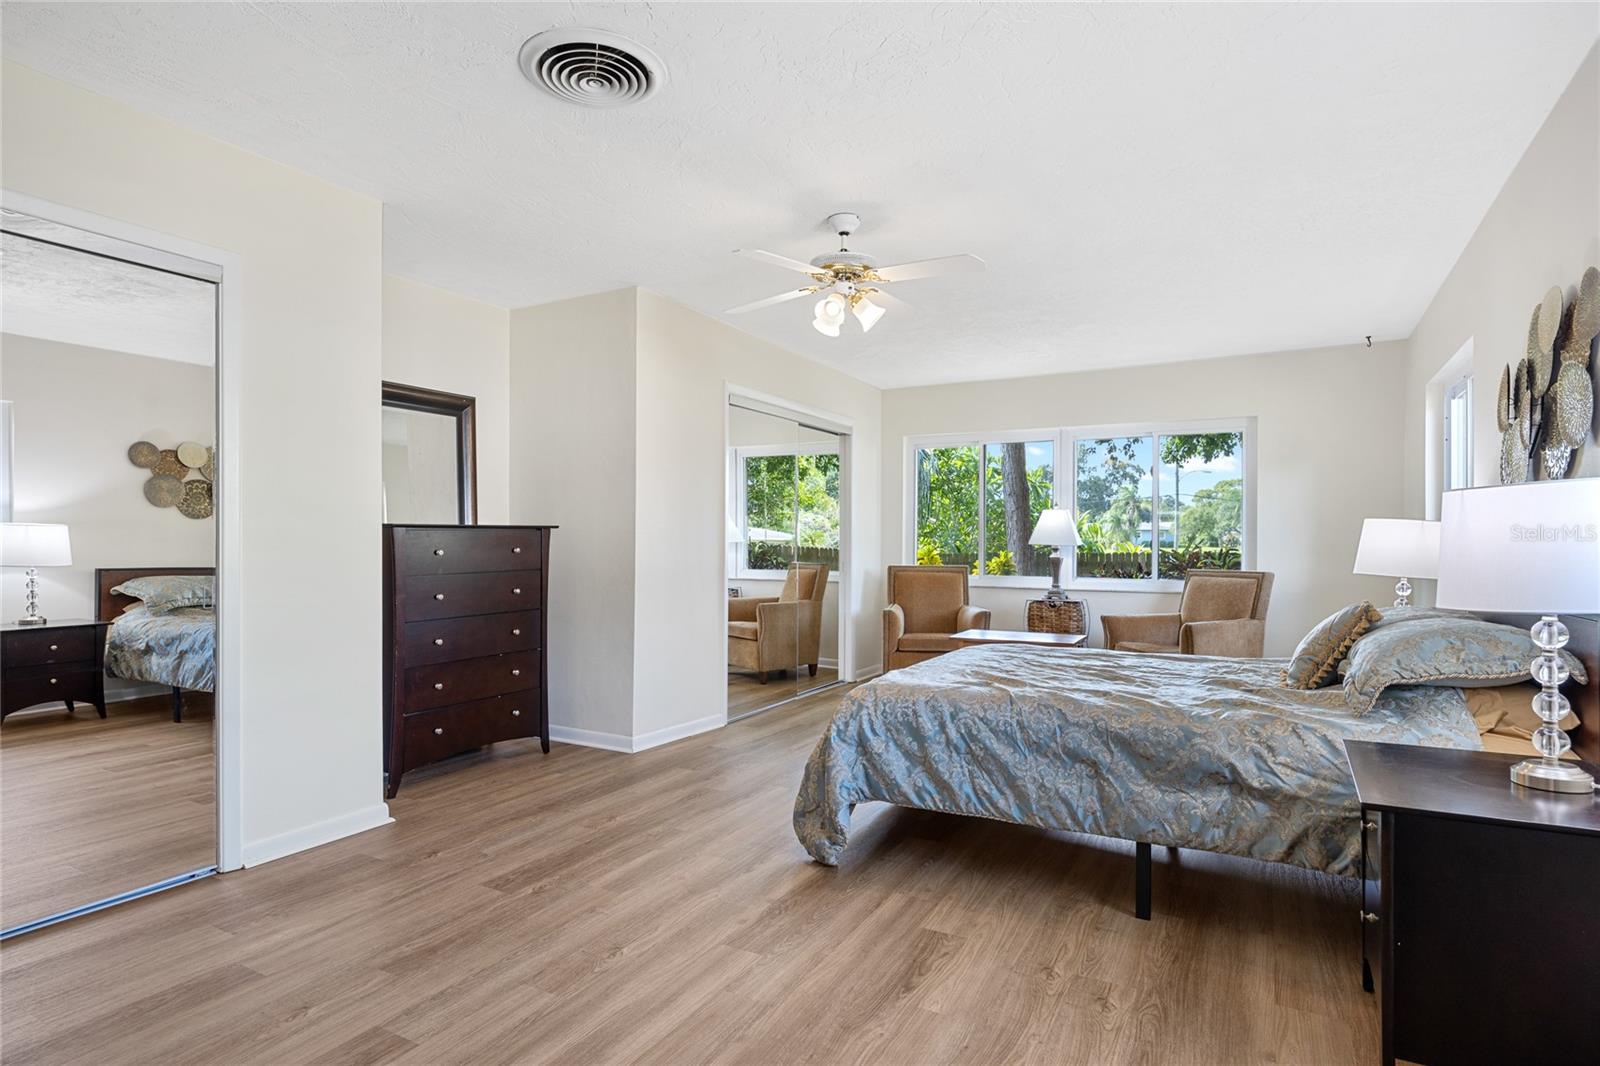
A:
[1149,434,1160,583]
[975,443,987,573]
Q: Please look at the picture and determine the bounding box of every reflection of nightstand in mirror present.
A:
[1,619,111,720]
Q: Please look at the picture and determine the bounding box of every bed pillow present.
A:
[111,574,214,614]
[1466,682,1583,737]
[1342,616,1587,715]
[1282,601,1381,689]
[1365,604,1476,632]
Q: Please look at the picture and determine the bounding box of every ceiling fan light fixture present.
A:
[812,314,841,338]
[815,294,847,323]
[851,296,886,333]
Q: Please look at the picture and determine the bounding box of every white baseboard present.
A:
[550,713,725,754]
[851,663,883,681]
[632,713,723,752]
[240,802,393,868]
[548,723,635,753]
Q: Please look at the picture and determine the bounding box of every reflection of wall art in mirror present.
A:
[128,438,215,519]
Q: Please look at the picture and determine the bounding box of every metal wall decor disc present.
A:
[200,447,215,482]
[1496,365,1511,431]
[1552,361,1594,448]
[1537,287,1562,355]
[128,441,160,468]
[153,449,187,479]
[177,478,214,519]
[144,474,184,507]
[1528,308,1553,397]
[1574,266,1600,341]
[177,441,208,468]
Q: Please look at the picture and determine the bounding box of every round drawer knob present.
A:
[511,709,521,717]
[49,677,59,685]
[433,638,445,646]
[49,644,59,651]
[434,593,446,601]
[512,546,523,553]
[433,549,446,556]
[512,587,522,595]
[433,727,444,736]
[1360,911,1379,924]
[433,682,444,690]
[511,669,521,677]
[511,628,521,636]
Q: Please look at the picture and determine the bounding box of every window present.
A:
[912,438,1056,577]
[735,446,840,576]
[1444,376,1472,491]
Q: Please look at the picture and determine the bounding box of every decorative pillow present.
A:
[1282,601,1381,689]
[111,574,214,614]
[1342,616,1587,715]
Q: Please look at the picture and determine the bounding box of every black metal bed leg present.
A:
[1135,841,1152,920]
[171,687,184,723]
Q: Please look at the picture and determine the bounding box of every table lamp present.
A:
[1029,509,1079,602]
[2,522,73,626]
[1436,481,1599,794]
[1353,518,1440,606]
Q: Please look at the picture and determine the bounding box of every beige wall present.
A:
[1,335,215,703]
[508,289,639,743]
[1406,46,1600,514]
[880,341,1410,656]
[2,60,388,860]
[382,274,511,523]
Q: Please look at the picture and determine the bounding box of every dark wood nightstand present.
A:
[1345,740,1600,1066]
[1,619,110,721]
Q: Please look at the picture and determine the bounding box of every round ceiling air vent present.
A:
[517,28,666,109]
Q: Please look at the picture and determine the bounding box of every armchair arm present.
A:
[728,596,777,623]
[883,603,906,667]
[955,604,991,632]
[1180,618,1266,658]
[755,600,800,663]
[1101,612,1182,650]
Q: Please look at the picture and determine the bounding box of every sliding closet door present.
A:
[728,405,803,710]
[791,423,841,698]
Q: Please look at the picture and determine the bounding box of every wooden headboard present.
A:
[95,567,216,623]
[1482,611,1599,765]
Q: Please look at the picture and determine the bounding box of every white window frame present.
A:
[904,418,1255,592]
[730,440,842,581]
[1443,375,1473,491]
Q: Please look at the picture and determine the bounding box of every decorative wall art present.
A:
[1497,266,1598,483]
[128,439,214,519]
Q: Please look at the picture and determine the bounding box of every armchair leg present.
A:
[757,671,768,685]
[1135,842,1152,920]
[808,663,817,677]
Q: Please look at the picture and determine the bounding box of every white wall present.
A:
[382,274,511,522]
[1406,46,1600,512]
[508,289,639,742]
[2,60,389,860]
[881,341,1410,656]
[1,335,215,703]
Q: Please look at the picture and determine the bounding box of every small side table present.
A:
[952,628,1086,650]
[1,619,111,720]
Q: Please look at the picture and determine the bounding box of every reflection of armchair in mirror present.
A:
[381,382,477,525]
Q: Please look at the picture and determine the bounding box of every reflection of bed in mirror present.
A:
[95,567,216,723]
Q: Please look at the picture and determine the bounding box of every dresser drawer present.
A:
[401,693,539,770]
[4,627,96,668]
[2,664,100,717]
[395,528,543,576]
[402,611,539,666]
[405,650,540,710]
[401,570,543,621]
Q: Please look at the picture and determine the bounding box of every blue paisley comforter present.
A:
[793,645,1480,876]
[104,606,216,692]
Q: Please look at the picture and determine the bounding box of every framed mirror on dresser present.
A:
[381,382,477,526]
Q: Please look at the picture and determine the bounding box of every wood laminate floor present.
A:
[1,693,216,931]
[0,685,1377,1065]
[727,666,839,717]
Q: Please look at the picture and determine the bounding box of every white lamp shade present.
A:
[1436,482,1600,614]
[1353,518,1439,580]
[1028,508,1079,548]
[1,523,72,567]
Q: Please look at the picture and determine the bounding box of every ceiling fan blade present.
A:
[724,287,819,315]
[873,253,986,283]
[735,248,825,276]
[861,287,912,312]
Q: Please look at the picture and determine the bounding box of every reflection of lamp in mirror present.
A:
[2,523,73,625]
[1029,509,1079,602]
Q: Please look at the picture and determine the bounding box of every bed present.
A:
[794,614,1597,914]
[95,567,216,723]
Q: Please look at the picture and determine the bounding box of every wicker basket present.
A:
[1026,597,1088,636]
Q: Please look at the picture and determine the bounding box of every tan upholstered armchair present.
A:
[728,564,829,683]
[1101,569,1274,657]
[882,565,991,672]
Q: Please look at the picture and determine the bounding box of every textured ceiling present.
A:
[1,230,216,366]
[3,3,1595,387]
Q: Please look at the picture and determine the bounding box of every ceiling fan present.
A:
[725,212,985,337]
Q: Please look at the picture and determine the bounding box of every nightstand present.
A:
[1345,740,1600,1066]
[1,619,110,720]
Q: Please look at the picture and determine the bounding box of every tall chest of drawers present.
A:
[383,524,555,797]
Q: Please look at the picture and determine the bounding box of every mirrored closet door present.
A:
[1,211,220,937]
[727,399,842,718]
